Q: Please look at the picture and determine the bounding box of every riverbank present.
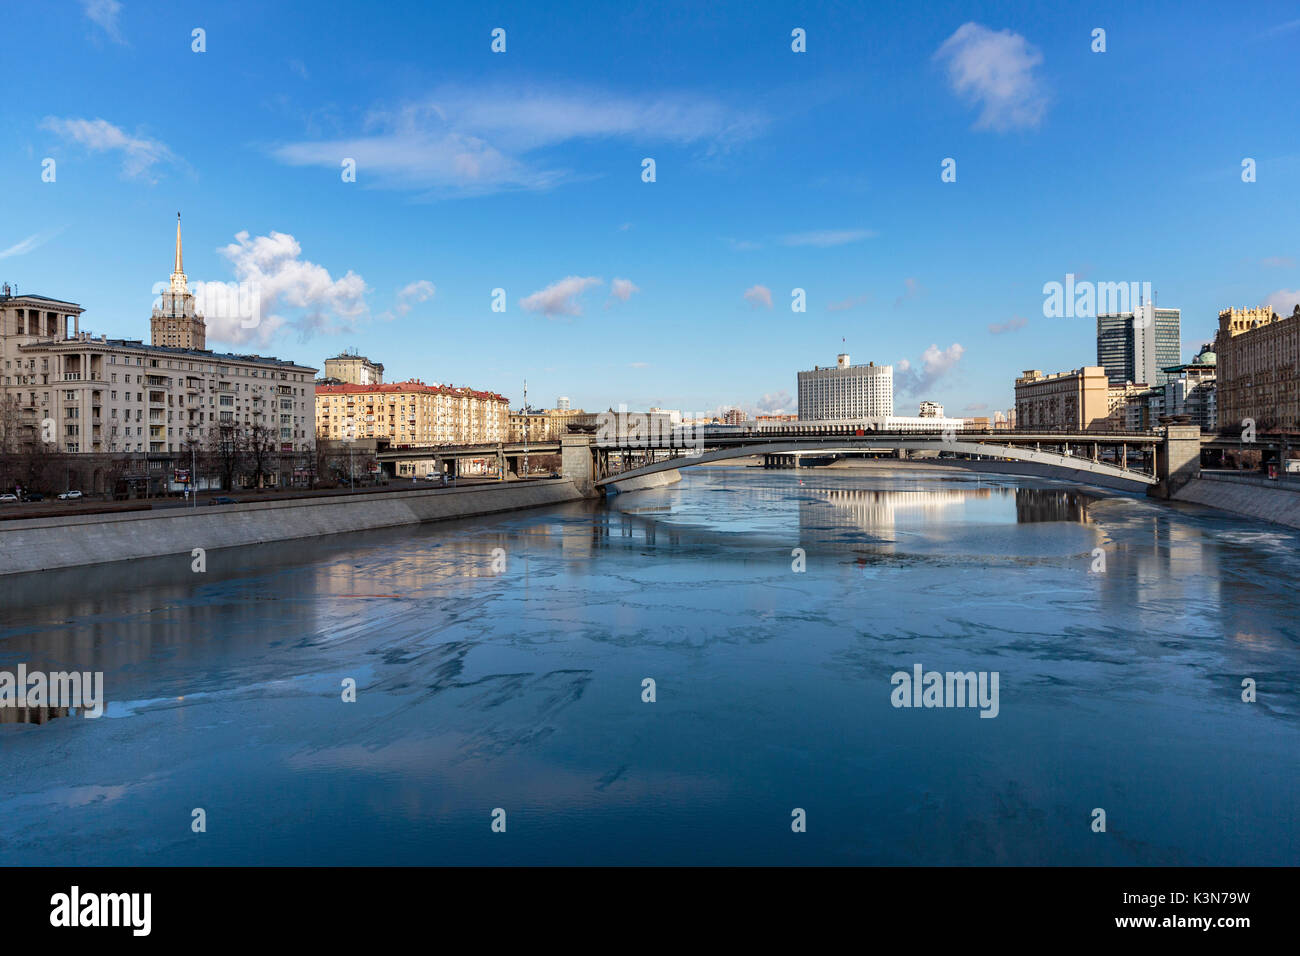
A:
[1173,473,1300,530]
[0,478,585,576]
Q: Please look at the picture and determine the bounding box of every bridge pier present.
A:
[1149,424,1202,499]
[561,434,598,497]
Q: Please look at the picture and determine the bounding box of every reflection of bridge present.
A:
[378,425,1213,498]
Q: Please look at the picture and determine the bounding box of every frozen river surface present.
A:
[1,467,1297,865]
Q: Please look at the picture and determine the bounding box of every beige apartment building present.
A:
[1014,366,1111,431]
[0,224,316,495]
[508,406,587,442]
[322,351,384,385]
[316,381,509,475]
[1215,304,1300,432]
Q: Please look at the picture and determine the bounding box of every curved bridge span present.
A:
[595,434,1160,491]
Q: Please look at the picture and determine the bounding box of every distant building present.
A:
[316,381,508,476]
[1215,303,1300,431]
[1014,367,1110,431]
[1097,304,1181,387]
[150,215,207,351]
[323,351,384,386]
[918,401,944,418]
[721,408,745,426]
[556,396,571,411]
[798,353,893,420]
[1149,347,1217,432]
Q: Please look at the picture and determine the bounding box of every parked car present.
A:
[22,492,44,502]
[208,496,239,505]
[0,493,19,504]
[57,490,82,500]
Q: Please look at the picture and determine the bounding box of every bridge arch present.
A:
[596,439,1158,492]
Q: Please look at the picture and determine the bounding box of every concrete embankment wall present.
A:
[1172,476,1300,530]
[0,480,586,576]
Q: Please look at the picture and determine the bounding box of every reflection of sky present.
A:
[0,467,1297,865]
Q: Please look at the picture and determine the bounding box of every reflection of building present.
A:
[1097,304,1181,387]
[1015,366,1109,430]
[798,353,893,419]
[322,351,384,386]
[1215,303,1300,431]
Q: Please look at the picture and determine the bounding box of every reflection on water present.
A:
[0,467,1297,865]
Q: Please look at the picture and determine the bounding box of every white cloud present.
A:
[781,228,876,247]
[0,229,62,259]
[204,230,368,345]
[80,0,125,44]
[743,284,773,309]
[395,279,435,315]
[39,117,176,181]
[520,276,603,318]
[934,23,1048,131]
[725,238,763,251]
[609,278,640,303]
[755,390,793,414]
[1266,289,1300,315]
[1262,256,1296,268]
[988,315,1028,334]
[896,343,965,396]
[270,85,766,197]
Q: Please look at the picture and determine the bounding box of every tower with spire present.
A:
[150,212,206,350]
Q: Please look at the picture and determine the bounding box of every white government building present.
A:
[788,353,964,432]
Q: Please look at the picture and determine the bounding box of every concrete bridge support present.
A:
[561,434,598,497]
[1150,424,1202,499]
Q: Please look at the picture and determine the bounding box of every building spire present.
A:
[174,212,183,275]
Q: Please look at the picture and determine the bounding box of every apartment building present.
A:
[1215,304,1300,431]
[1014,366,1110,431]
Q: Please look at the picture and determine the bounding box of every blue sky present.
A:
[2,0,1298,417]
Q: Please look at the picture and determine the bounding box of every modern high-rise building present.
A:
[150,214,207,350]
[797,353,893,420]
[1097,304,1181,387]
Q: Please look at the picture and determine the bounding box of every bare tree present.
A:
[245,422,276,489]
[207,422,244,491]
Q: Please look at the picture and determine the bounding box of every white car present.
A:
[58,490,83,500]
[0,493,19,504]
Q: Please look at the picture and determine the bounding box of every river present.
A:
[1,464,1296,864]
